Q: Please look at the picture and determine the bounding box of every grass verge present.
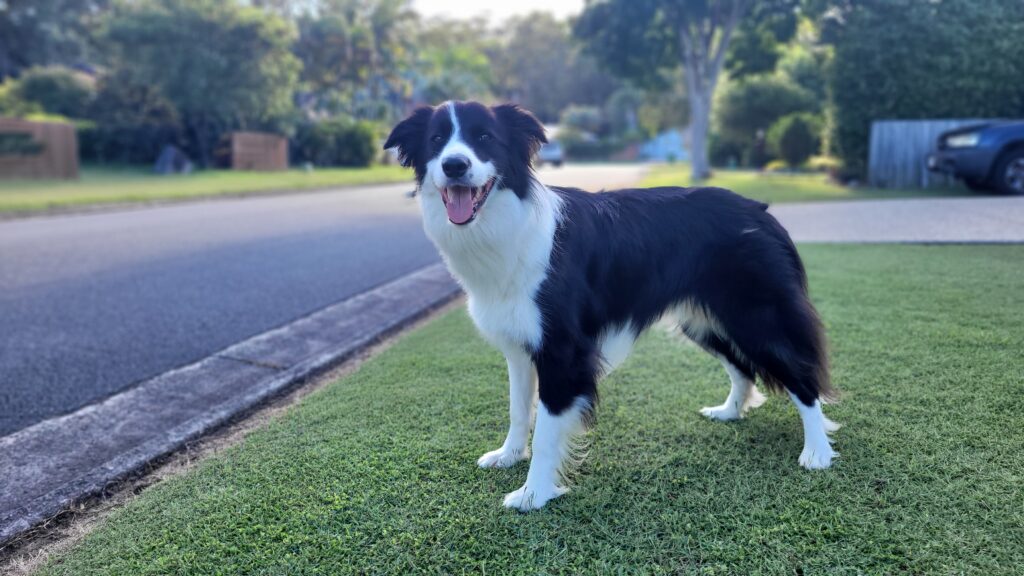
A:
[0,165,412,214]
[38,245,1024,574]
[640,164,968,203]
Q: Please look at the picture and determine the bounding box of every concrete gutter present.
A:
[0,263,460,546]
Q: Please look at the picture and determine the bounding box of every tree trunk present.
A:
[688,88,712,181]
[678,1,745,182]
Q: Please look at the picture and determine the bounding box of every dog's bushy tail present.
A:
[755,217,837,405]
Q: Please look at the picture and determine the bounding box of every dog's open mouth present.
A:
[441,178,495,225]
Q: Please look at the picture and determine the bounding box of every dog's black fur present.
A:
[533,185,832,415]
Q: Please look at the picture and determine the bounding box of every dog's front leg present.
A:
[477,348,536,468]
[503,396,591,512]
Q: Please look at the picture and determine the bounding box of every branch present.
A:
[707,0,746,94]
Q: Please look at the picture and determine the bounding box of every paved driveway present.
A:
[771,196,1024,243]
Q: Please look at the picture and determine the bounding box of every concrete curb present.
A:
[0,264,460,546]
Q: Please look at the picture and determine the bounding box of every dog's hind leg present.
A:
[478,347,536,468]
[789,392,839,469]
[700,358,767,421]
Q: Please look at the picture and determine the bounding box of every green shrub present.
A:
[559,127,623,160]
[714,75,816,167]
[767,113,822,168]
[10,67,95,119]
[295,119,378,167]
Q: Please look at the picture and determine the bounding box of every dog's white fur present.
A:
[417,103,835,511]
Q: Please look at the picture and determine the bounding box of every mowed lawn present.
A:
[0,165,412,213]
[39,245,1023,575]
[640,163,969,203]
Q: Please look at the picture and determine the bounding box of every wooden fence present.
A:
[230,131,288,171]
[868,119,989,189]
[0,118,79,179]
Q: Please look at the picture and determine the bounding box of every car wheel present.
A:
[992,148,1024,195]
[554,160,563,168]
[963,178,990,192]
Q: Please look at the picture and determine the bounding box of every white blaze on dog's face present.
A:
[384,101,547,227]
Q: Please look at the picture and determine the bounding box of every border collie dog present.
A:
[385,101,839,511]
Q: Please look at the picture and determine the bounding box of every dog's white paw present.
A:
[477,446,528,469]
[700,403,742,421]
[502,484,567,511]
[798,444,837,470]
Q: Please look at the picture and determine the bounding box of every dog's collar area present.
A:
[441,178,496,225]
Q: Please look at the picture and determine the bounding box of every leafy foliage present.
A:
[827,0,1024,176]
[78,72,183,165]
[102,0,301,165]
[294,118,378,167]
[715,74,816,166]
[490,13,620,123]
[0,0,110,80]
[767,112,822,167]
[6,66,95,119]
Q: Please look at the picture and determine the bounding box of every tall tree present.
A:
[0,0,110,80]
[575,0,798,180]
[490,13,620,123]
[103,0,301,166]
[293,0,415,120]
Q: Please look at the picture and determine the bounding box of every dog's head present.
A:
[384,101,546,226]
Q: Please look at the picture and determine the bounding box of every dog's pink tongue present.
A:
[446,186,474,224]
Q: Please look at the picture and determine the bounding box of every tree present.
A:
[575,0,800,180]
[413,16,495,104]
[0,0,110,80]
[102,0,301,166]
[490,13,620,123]
[826,0,1024,177]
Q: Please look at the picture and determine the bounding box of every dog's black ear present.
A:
[494,103,547,163]
[384,106,433,168]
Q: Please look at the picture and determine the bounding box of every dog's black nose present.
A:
[442,155,470,178]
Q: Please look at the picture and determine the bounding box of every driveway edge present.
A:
[0,264,460,546]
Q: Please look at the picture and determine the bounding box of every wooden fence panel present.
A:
[868,119,988,189]
[0,118,79,180]
[230,132,288,171]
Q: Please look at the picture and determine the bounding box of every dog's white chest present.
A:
[466,291,543,354]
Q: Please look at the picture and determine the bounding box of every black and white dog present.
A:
[385,101,839,511]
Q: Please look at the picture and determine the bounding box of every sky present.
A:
[414,0,585,22]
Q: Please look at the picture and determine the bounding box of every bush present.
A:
[714,75,816,167]
[559,127,623,160]
[560,106,604,134]
[767,113,822,168]
[295,119,378,168]
[10,67,95,119]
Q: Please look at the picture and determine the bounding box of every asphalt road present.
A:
[0,164,648,437]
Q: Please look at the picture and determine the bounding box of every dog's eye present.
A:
[431,134,444,143]
[478,133,492,142]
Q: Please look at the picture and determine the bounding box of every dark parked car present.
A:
[928,121,1024,194]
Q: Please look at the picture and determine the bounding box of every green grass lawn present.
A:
[641,164,969,203]
[39,245,1023,575]
[0,165,413,213]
